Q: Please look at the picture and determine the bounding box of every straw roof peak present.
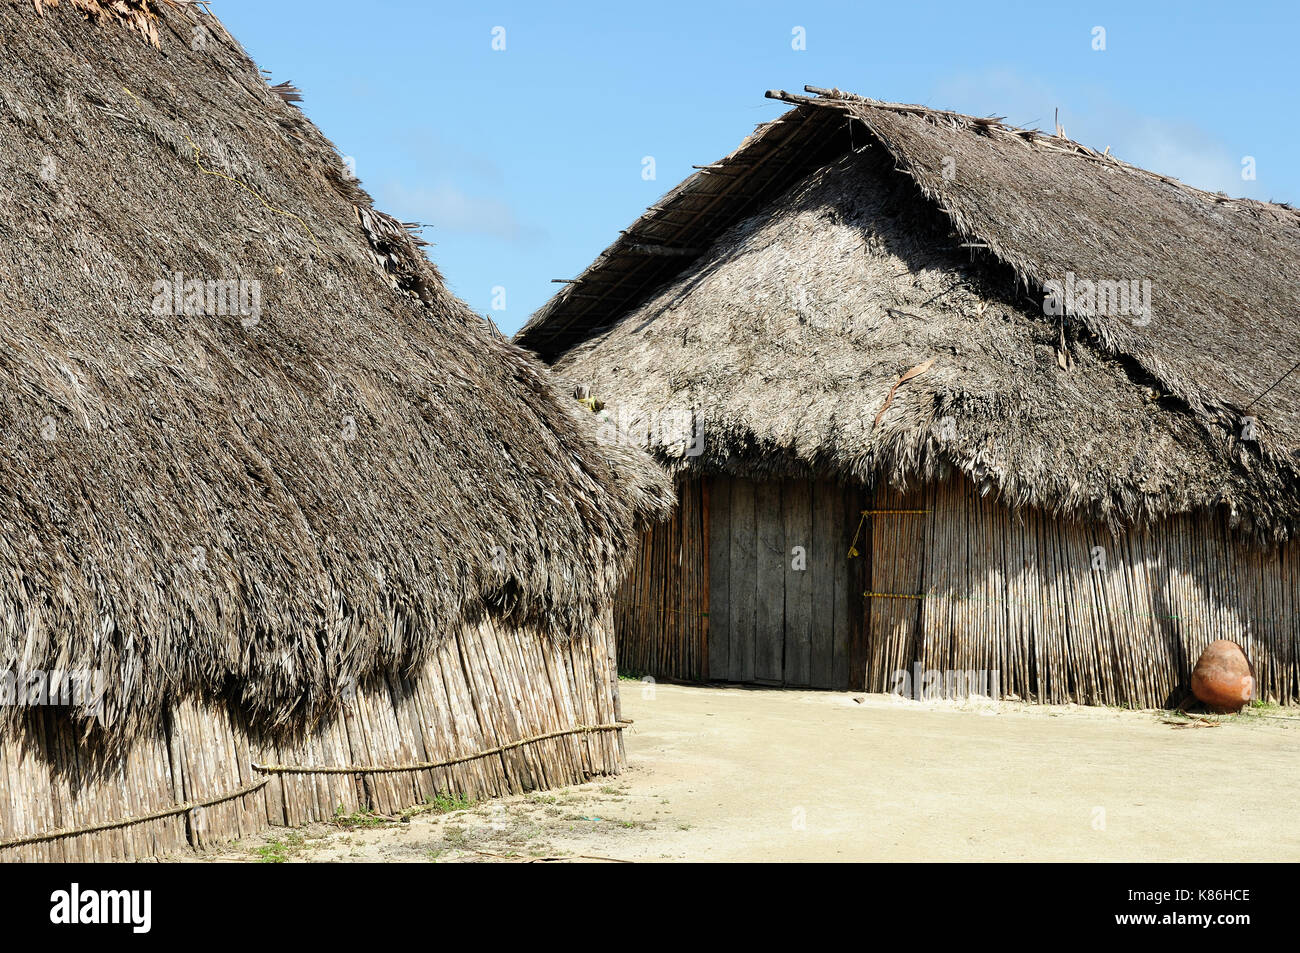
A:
[519,85,1300,539]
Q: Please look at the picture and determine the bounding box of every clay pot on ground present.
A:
[1190,639,1254,712]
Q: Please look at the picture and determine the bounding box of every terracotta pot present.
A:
[1190,639,1254,712]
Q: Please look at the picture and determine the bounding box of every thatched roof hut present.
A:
[517,86,1300,706]
[0,0,669,860]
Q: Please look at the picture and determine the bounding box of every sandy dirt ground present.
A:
[200,683,1300,863]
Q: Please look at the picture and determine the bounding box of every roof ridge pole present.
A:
[803,85,861,102]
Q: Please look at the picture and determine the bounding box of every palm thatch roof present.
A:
[516,86,1300,539]
[1,0,670,742]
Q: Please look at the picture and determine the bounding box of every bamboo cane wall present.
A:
[866,475,1300,707]
[613,478,709,680]
[0,611,622,861]
[617,472,1299,706]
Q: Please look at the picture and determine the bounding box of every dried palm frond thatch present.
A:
[517,87,1300,540]
[0,1,671,744]
[269,80,303,106]
[33,0,174,47]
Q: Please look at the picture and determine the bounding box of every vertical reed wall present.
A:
[865,475,1300,707]
[617,473,1299,707]
[0,611,622,861]
[613,478,709,680]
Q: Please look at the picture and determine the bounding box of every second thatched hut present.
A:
[516,86,1300,707]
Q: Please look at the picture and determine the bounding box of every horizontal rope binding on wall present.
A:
[0,724,627,850]
[252,723,628,775]
[0,777,271,851]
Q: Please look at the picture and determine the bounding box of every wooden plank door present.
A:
[754,481,786,684]
[704,477,864,689]
[782,480,814,687]
[728,478,757,682]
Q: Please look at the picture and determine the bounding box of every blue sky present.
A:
[218,0,1298,336]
